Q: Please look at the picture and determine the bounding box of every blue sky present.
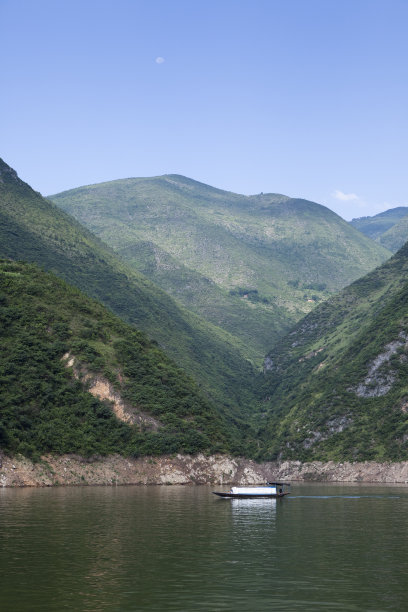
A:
[1,0,407,219]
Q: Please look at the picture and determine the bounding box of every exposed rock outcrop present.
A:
[353,332,408,398]
[2,453,408,487]
[62,352,160,430]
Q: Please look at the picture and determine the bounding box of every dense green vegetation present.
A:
[0,260,247,459]
[50,174,390,363]
[0,159,258,424]
[350,207,408,252]
[261,241,408,461]
[2,158,406,464]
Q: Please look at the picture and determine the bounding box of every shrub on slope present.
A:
[0,261,235,459]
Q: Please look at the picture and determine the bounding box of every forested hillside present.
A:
[261,241,408,461]
[0,159,258,422]
[3,157,405,464]
[50,174,390,362]
[0,260,247,459]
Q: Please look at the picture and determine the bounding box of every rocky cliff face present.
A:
[2,453,408,487]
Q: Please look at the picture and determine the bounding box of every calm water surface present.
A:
[1,483,408,611]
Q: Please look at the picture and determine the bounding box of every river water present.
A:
[1,483,407,611]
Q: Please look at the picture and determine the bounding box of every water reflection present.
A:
[1,484,408,611]
[230,497,277,519]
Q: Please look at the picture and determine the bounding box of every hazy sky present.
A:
[1,0,407,219]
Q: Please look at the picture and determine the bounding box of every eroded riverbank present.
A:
[2,453,408,486]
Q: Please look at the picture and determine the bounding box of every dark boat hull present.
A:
[213,492,290,498]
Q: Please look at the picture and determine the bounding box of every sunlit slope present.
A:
[0,159,258,421]
[261,240,408,462]
[51,174,391,362]
[350,207,408,252]
[0,260,234,459]
[377,214,408,253]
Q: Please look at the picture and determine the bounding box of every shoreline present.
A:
[2,453,408,487]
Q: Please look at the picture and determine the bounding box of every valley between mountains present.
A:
[50,175,390,364]
[2,157,408,483]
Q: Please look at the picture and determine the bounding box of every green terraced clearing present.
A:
[50,174,391,363]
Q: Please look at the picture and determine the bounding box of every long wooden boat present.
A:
[213,482,290,499]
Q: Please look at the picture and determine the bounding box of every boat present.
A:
[213,482,290,498]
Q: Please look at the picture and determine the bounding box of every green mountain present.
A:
[377,215,408,253]
[50,175,391,363]
[261,240,408,462]
[0,159,258,429]
[0,260,233,459]
[350,207,408,250]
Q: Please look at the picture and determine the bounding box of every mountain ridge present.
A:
[350,207,408,252]
[0,158,259,431]
[50,174,391,362]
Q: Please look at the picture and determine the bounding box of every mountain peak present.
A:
[50,174,391,362]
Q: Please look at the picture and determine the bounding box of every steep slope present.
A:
[377,214,408,252]
[113,240,290,362]
[50,175,391,362]
[0,159,258,422]
[261,241,408,462]
[0,260,235,459]
[350,207,408,245]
